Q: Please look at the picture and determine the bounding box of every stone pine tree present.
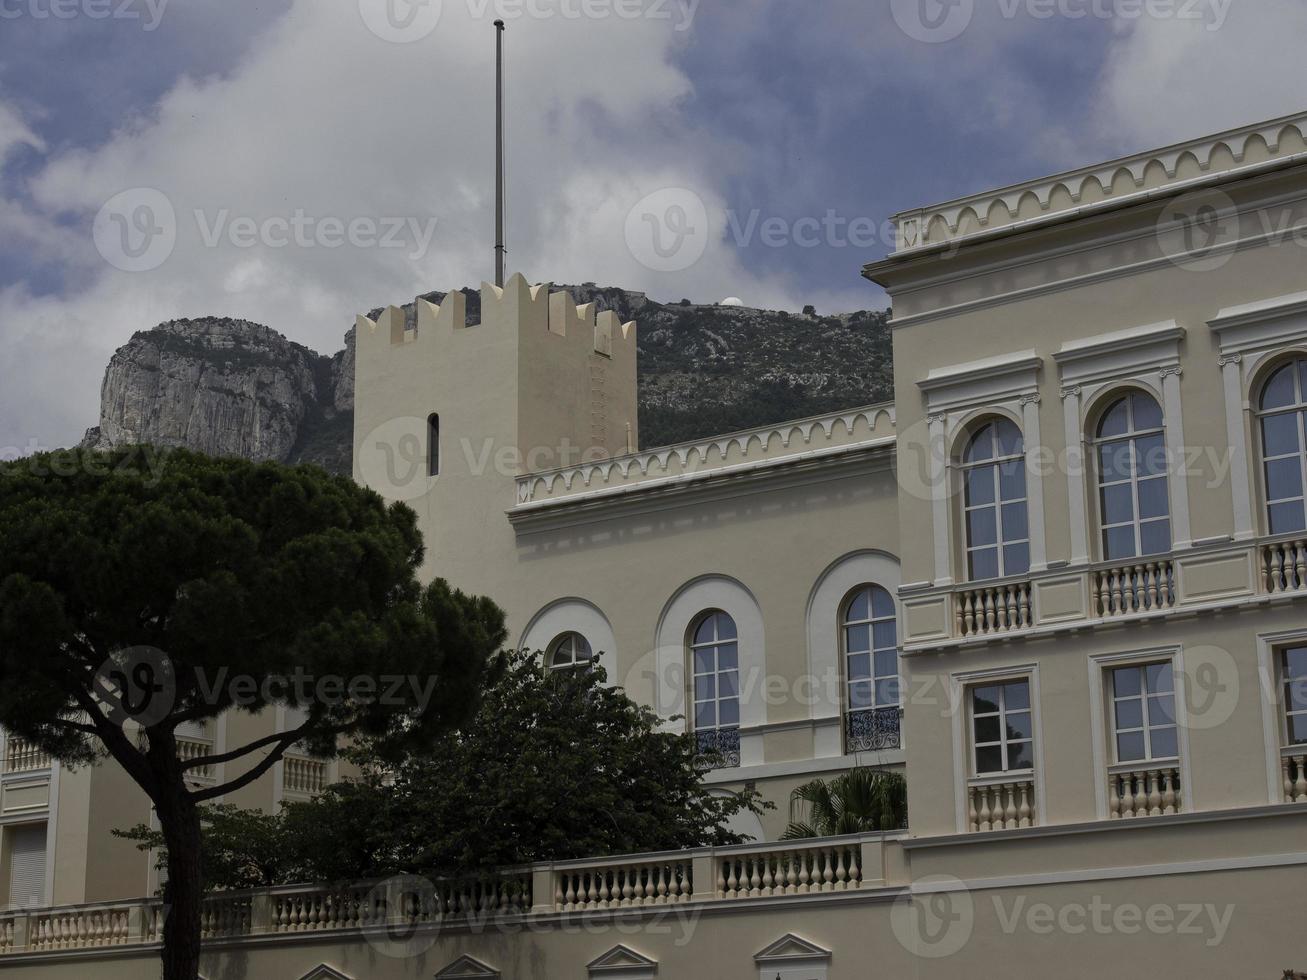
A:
[0,447,504,980]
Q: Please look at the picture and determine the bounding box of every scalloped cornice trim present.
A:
[891,110,1307,253]
[515,404,893,505]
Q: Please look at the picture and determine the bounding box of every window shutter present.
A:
[8,824,47,909]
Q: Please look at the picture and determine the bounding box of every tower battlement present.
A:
[355,273,636,360]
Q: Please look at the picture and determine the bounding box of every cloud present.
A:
[0,0,818,451]
[0,97,44,163]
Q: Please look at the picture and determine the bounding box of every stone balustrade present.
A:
[716,839,866,898]
[283,756,329,796]
[956,580,1033,637]
[4,737,51,774]
[0,834,897,960]
[1263,537,1307,594]
[1093,560,1176,617]
[554,857,692,911]
[1281,750,1307,803]
[176,737,215,783]
[967,776,1036,832]
[1108,764,1182,818]
[907,535,1307,653]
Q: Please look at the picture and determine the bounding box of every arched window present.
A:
[548,632,593,670]
[962,418,1030,580]
[689,611,740,735]
[843,585,902,752]
[1093,391,1171,560]
[1258,358,1307,535]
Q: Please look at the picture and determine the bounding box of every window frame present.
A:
[688,610,740,735]
[959,417,1031,582]
[547,631,594,671]
[1280,644,1307,748]
[968,678,1035,777]
[1091,390,1172,562]
[1106,661,1179,765]
[1255,358,1307,537]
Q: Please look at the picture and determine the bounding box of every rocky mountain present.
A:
[83,286,893,475]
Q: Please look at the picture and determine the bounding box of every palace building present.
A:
[2,109,1307,977]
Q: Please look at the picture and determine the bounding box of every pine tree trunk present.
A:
[157,789,204,980]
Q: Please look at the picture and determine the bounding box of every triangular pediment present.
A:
[435,955,501,979]
[298,966,353,980]
[754,933,832,963]
[588,943,658,973]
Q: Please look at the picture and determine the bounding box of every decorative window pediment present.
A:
[1053,320,1185,387]
[754,933,831,980]
[588,944,658,978]
[297,966,353,980]
[918,350,1042,412]
[435,954,501,979]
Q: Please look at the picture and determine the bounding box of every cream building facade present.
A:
[3,110,1307,976]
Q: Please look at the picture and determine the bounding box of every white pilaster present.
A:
[1219,354,1256,540]
[928,413,953,585]
[1061,386,1090,564]
[1021,393,1048,571]
[1160,366,1193,549]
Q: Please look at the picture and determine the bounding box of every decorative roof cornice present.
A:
[876,109,1307,260]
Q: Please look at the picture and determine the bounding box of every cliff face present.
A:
[81,318,351,471]
[84,288,893,475]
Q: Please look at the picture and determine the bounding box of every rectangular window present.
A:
[1109,662,1177,762]
[1283,646,1307,746]
[427,413,440,477]
[7,823,47,909]
[971,679,1033,775]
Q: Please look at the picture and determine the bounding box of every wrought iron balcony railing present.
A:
[846,707,902,752]
[694,728,741,770]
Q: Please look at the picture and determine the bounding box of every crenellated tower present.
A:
[352,274,638,608]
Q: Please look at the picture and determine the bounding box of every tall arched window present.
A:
[1094,391,1171,560]
[962,418,1030,580]
[548,632,593,670]
[1258,358,1307,535]
[690,612,739,734]
[843,585,901,751]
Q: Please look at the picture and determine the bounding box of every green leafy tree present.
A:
[288,648,769,881]
[781,767,907,839]
[114,804,303,892]
[0,447,503,980]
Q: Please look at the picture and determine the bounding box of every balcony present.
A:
[845,707,902,752]
[1280,747,1307,803]
[3,738,51,775]
[282,755,330,799]
[1107,762,1182,819]
[694,728,741,770]
[967,773,1036,832]
[904,534,1307,651]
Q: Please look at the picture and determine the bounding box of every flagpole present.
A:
[494,19,506,288]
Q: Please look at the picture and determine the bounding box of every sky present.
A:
[0,0,1304,452]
